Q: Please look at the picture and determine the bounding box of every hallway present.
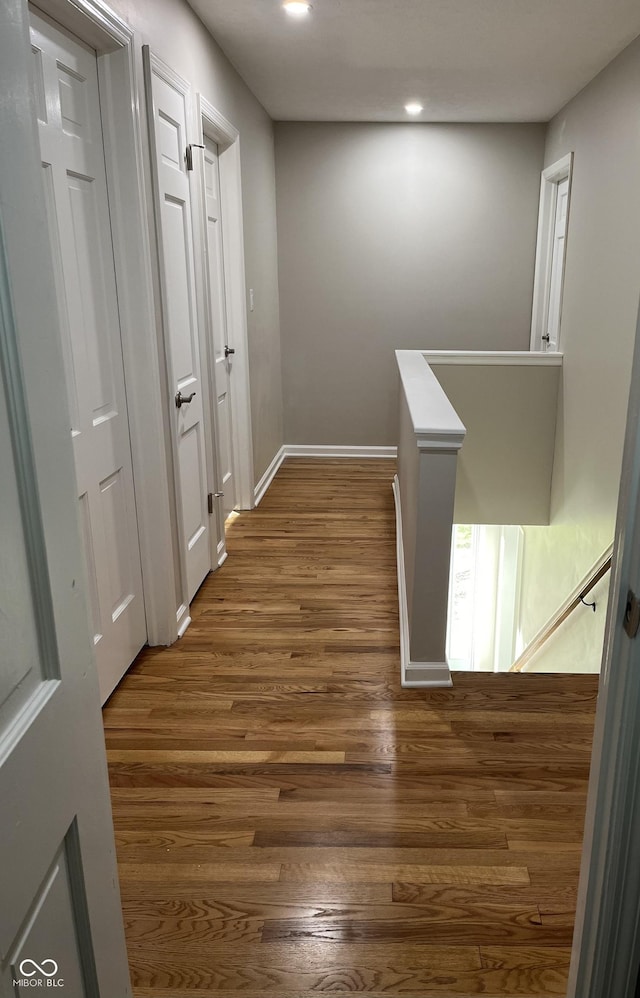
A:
[103,459,598,996]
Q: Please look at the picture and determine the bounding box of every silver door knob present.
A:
[224,345,235,357]
[175,390,196,408]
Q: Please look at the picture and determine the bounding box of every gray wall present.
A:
[431,361,560,526]
[275,122,546,445]
[107,0,283,483]
[519,34,640,671]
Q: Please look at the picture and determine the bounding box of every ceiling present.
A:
[186,0,640,122]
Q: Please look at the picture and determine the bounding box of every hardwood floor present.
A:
[104,458,599,997]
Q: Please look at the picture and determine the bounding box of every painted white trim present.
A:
[254,445,286,505]
[252,444,398,506]
[283,444,397,459]
[30,0,130,51]
[392,476,453,689]
[254,443,398,507]
[32,0,180,646]
[423,350,563,367]
[176,606,191,639]
[401,668,453,687]
[530,152,574,352]
[197,95,254,512]
[145,47,189,97]
[544,152,574,184]
[198,101,239,143]
[396,350,466,445]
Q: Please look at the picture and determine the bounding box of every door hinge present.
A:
[186,143,205,171]
[624,588,640,639]
[208,492,224,515]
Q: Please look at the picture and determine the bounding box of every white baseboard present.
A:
[284,444,397,459]
[392,475,452,688]
[176,604,191,639]
[253,444,397,506]
[284,444,398,458]
[253,445,286,506]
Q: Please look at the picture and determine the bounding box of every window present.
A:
[447,524,523,671]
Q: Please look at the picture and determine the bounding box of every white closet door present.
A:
[30,12,146,703]
[204,136,237,518]
[543,177,570,352]
[0,2,130,984]
[144,49,211,602]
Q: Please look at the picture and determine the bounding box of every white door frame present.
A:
[530,152,573,351]
[195,94,255,513]
[28,0,183,646]
[567,295,640,997]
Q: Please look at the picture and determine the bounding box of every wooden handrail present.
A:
[510,546,613,673]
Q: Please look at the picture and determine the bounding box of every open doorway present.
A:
[530,154,573,353]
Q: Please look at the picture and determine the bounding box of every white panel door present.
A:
[30,12,146,703]
[203,136,237,518]
[144,50,211,603]
[0,0,130,984]
[542,176,570,352]
[0,270,131,998]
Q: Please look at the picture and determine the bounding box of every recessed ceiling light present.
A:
[283,1,312,16]
[405,102,424,115]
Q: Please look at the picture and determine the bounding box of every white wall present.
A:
[106,0,283,483]
[518,34,640,671]
[275,122,546,445]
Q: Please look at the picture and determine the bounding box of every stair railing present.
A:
[509,544,614,673]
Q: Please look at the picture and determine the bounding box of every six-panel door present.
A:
[30,11,146,703]
[145,48,212,604]
[0,2,131,989]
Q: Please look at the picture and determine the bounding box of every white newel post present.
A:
[393,351,466,688]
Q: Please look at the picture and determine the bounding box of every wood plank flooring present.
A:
[104,459,599,997]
